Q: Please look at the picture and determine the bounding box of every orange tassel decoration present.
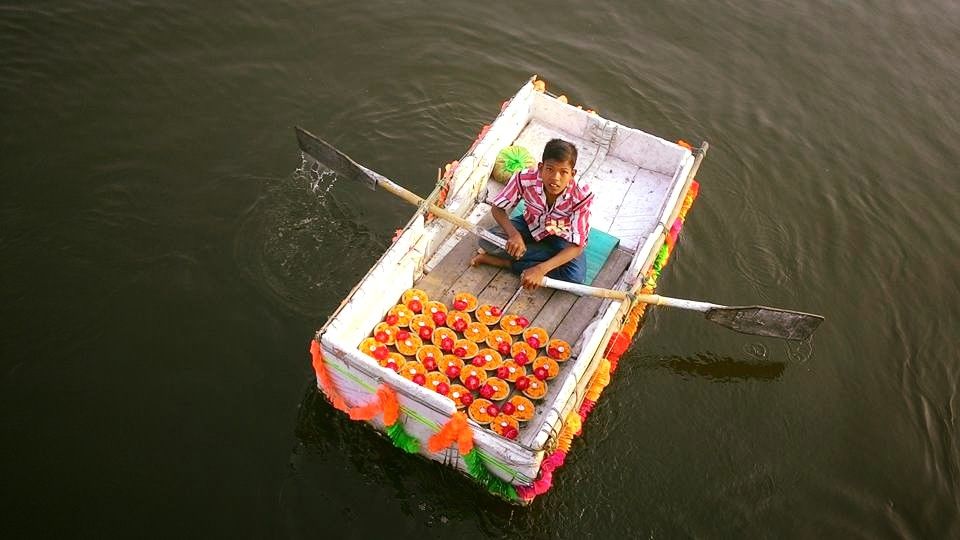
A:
[427,412,472,453]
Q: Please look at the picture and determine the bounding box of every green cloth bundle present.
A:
[492,146,535,183]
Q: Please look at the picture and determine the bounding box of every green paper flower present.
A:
[492,146,535,183]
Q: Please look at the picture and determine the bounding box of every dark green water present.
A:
[2,1,958,537]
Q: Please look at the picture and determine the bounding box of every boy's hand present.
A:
[521,265,547,290]
[505,232,526,259]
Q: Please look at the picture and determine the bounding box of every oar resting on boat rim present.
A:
[295,126,824,341]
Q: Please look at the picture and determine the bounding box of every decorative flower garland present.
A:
[309,339,520,500]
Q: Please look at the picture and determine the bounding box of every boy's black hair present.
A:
[542,139,578,168]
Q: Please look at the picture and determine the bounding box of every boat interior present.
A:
[414,106,682,446]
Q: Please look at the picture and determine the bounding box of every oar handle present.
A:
[540,277,631,300]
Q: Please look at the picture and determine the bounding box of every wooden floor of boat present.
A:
[415,222,632,447]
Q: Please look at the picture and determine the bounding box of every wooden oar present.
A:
[539,277,823,341]
[295,126,824,341]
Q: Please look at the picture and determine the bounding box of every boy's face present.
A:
[538,159,576,197]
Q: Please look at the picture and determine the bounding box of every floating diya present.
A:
[452,291,478,312]
[533,356,560,379]
[500,314,528,335]
[425,372,451,395]
[490,414,520,439]
[447,384,472,409]
[546,338,572,361]
[401,288,428,314]
[394,330,423,356]
[468,398,496,424]
[373,322,399,345]
[410,313,436,330]
[459,365,488,390]
[380,352,406,373]
[475,304,503,326]
[473,348,503,370]
[439,354,464,376]
[521,377,548,400]
[463,321,490,343]
[483,376,510,401]
[452,338,479,359]
[506,395,535,422]
[431,327,458,352]
[416,345,442,371]
[446,310,472,333]
[497,360,527,382]
[522,327,549,350]
[359,337,388,360]
[386,304,414,327]
[510,341,537,366]
[485,329,513,356]
[400,361,427,383]
[425,301,448,326]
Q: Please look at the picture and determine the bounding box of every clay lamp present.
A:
[445,364,461,379]
[432,311,447,326]
[500,401,516,415]
[453,298,469,311]
[373,345,389,361]
[514,351,530,366]
[385,313,399,325]
[496,366,510,379]
[422,356,438,372]
[504,427,519,440]
[464,375,481,391]
[479,383,495,399]
[452,318,468,333]
[435,382,450,396]
[460,393,474,406]
[514,376,531,391]
[497,341,511,355]
[526,335,541,349]
[440,336,455,352]
[485,403,500,417]
[412,373,427,386]
[516,316,529,328]
[533,366,549,381]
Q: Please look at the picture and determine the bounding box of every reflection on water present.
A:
[659,352,786,382]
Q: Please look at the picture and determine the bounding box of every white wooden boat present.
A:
[303,77,706,503]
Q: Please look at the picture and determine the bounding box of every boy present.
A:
[471,138,593,289]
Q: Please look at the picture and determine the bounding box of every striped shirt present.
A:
[488,168,593,246]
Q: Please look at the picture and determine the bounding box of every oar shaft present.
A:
[635,293,720,313]
[373,174,508,249]
[539,278,720,312]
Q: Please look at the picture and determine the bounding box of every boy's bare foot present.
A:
[470,249,511,269]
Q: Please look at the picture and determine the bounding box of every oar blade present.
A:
[705,306,824,341]
[294,126,378,189]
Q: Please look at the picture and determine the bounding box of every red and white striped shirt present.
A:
[488,168,593,246]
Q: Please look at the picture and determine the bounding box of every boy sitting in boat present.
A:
[472,139,593,288]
